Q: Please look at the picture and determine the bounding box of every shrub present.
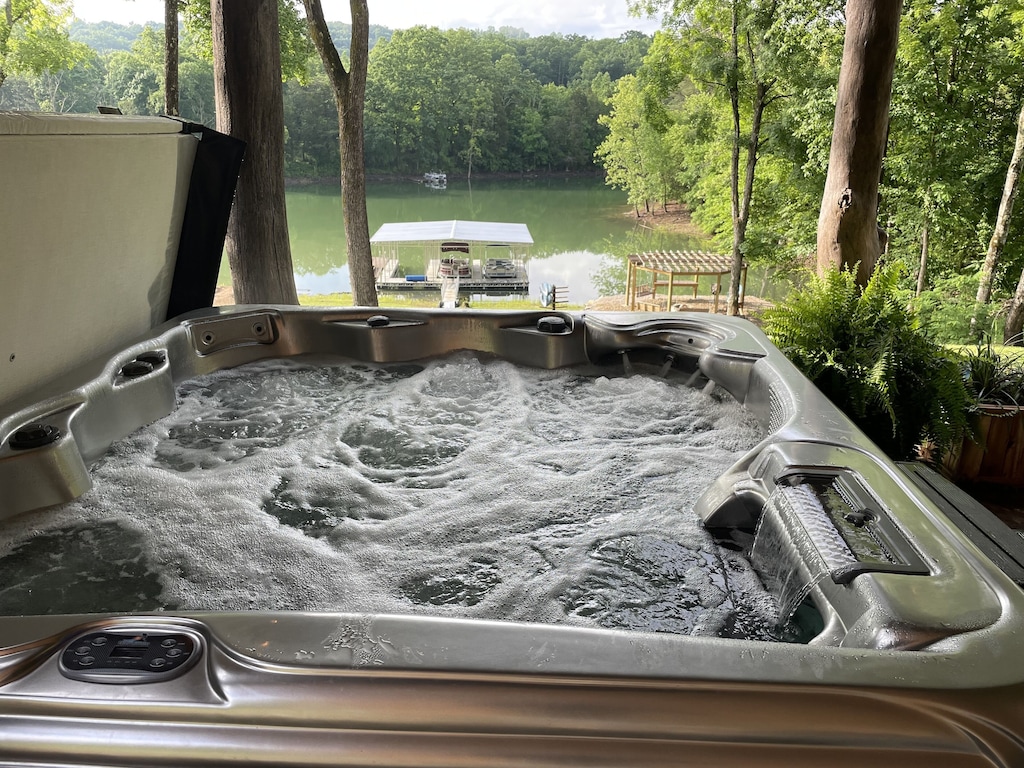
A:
[762,263,972,460]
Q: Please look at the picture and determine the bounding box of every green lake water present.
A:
[277,176,707,303]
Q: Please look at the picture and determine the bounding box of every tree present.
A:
[210,0,298,304]
[32,50,103,111]
[815,0,901,286]
[363,26,448,172]
[998,101,1024,343]
[302,0,377,307]
[1,0,87,90]
[164,0,178,115]
[630,0,788,315]
[882,0,1022,306]
[99,23,215,122]
[976,99,1024,338]
[596,74,676,214]
[103,32,161,115]
[282,74,338,177]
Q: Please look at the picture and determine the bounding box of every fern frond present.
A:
[764,263,972,459]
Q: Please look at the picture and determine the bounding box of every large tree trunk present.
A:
[164,0,178,116]
[303,0,377,307]
[211,0,297,304]
[816,0,901,286]
[1005,265,1024,344]
[980,100,1024,340]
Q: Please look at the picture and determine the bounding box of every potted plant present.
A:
[943,343,1024,486]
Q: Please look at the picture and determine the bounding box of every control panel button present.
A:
[59,630,201,684]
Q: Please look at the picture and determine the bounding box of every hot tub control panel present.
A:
[59,630,200,684]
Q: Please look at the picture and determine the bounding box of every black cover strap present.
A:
[165,120,246,320]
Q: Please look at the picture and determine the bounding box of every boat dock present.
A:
[370,220,533,297]
[373,257,529,293]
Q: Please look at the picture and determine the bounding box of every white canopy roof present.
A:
[370,220,534,245]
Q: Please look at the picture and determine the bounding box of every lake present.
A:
[279,176,707,303]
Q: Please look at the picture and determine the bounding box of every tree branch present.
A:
[302,0,348,96]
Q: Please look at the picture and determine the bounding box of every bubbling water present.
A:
[0,353,795,640]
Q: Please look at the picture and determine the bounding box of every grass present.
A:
[945,344,1024,363]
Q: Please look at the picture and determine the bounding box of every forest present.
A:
[601,0,1024,343]
[0,15,651,178]
[1,0,1022,345]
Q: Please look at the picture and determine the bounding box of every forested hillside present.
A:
[0,19,649,177]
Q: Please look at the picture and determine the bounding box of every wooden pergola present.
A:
[625,251,747,314]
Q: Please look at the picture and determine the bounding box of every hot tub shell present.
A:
[1,306,1024,767]
[2,112,1024,767]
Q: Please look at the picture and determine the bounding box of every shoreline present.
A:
[285,169,606,187]
[626,201,708,241]
[215,197,737,313]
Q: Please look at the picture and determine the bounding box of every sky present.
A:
[71,1,663,39]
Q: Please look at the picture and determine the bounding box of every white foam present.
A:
[0,353,780,637]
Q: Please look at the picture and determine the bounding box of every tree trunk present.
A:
[816,0,901,286]
[980,100,1024,338]
[728,0,741,316]
[211,0,298,304]
[164,0,178,116]
[1005,266,1024,345]
[731,80,767,315]
[303,0,377,307]
[916,217,928,297]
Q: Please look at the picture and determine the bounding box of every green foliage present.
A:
[884,0,1024,282]
[11,18,650,177]
[282,75,337,177]
[68,20,146,53]
[595,73,681,210]
[31,49,104,112]
[98,23,214,120]
[361,25,640,175]
[591,254,629,296]
[1,0,90,86]
[624,0,1024,302]
[179,0,313,82]
[763,263,973,460]
[610,0,842,273]
[914,273,1006,344]
[958,341,1024,408]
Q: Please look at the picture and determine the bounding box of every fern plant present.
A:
[762,263,972,460]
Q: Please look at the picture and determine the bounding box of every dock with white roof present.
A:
[370,220,532,295]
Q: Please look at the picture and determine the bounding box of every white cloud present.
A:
[72,0,661,38]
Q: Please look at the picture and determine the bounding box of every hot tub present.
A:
[3,111,1024,766]
[1,306,1024,767]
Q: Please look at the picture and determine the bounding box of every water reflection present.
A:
[285,177,707,302]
